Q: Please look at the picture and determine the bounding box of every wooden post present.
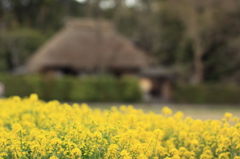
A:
[161,80,172,102]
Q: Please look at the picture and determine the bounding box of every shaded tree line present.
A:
[1,0,240,84]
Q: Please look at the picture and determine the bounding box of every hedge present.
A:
[172,83,240,104]
[0,74,142,102]
[1,73,240,104]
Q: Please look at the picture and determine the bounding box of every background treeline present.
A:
[0,0,240,103]
[1,0,240,84]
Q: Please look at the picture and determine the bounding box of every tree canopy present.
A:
[1,0,240,84]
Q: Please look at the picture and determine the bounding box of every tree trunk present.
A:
[189,3,205,84]
[193,41,204,84]
[113,0,122,26]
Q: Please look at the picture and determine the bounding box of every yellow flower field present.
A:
[0,94,240,159]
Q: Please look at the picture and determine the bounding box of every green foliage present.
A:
[173,84,240,104]
[1,0,86,31]
[0,28,46,70]
[0,74,141,102]
[0,74,34,97]
[119,76,142,102]
[71,75,119,102]
[71,75,141,102]
[1,0,240,84]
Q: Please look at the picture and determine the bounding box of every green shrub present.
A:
[0,74,36,97]
[0,74,142,102]
[173,84,240,104]
[119,76,142,102]
[0,28,46,70]
[70,75,141,102]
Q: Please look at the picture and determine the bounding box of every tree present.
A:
[0,0,86,71]
[0,28,45,70]
[167,0,240,84]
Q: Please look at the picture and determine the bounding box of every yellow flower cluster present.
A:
[0,94,240,159]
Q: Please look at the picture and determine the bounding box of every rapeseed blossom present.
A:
[0,94,239,159]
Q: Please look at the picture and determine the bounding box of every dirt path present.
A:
[87,103,240,120]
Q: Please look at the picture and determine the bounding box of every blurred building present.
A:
[26,19,147,76]
[26,18,174,102]
[139,67,175,102]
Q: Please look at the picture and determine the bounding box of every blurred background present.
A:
[0,0,240,109]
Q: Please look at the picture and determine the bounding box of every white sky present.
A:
[75,0,137,8]
[75,0,86,2]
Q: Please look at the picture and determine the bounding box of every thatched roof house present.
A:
[26,19,148,75]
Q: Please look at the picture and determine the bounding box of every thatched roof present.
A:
[26,19,148,73]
